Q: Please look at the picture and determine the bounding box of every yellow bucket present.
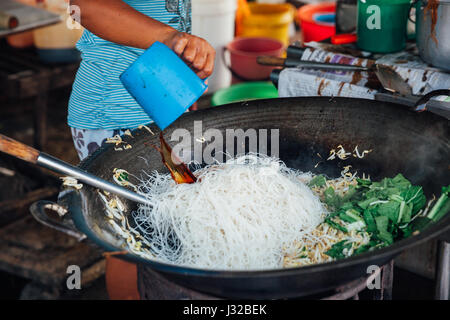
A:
[239,3,295,46]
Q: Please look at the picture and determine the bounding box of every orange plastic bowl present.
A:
[297,2,336,43]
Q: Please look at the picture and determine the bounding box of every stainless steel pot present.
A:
[416,0,450,71]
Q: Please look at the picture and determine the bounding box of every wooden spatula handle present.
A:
[257,56,286,67]
[0,134,40,163]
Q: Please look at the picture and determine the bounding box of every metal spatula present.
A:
[0,134,152,206]
[258,54,450,118]
[373,65,450,119]
[256,55,371,72]
[373,64,414,95]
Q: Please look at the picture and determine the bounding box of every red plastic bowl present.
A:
[297,2,336,43]
[225,37,284,82]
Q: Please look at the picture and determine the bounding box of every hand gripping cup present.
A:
[120,41,207,130]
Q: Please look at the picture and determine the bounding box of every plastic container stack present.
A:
[297,2,336,43]
[238,2,295,46]
[33,0,83,63]
[191,0,237,93]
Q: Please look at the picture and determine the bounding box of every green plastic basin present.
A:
[211,82,278,106]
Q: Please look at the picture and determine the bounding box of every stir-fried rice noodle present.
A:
[132,155,327,270]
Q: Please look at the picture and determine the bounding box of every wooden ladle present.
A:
[0,134,152,206]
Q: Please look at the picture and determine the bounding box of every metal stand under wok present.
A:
[435,235,450,300]
[137,262,394,300]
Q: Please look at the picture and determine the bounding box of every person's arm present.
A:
[70,0,215,79]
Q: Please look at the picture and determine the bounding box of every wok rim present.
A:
[69,96,450,278]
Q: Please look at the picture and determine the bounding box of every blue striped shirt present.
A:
[68,0,191,130]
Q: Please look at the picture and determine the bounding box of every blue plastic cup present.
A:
[120,41,207,130]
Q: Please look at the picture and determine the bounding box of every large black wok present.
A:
[31,97,450,299]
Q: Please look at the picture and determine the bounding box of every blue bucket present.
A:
[120,42,207,130]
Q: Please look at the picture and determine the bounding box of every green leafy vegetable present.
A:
[310,173,449,261]
[339,212,357,223]
[398,201,412,224]
[323,187,341,209]
[308,174,327,188]
[427,186,450,222]
[341,185,359,202]
[410,186,450,233]
[356,178,372,187]
[377,230,393,245]
[118,171,129,182]
[345,209,364,223]
[390,174,412,191]
[325,240,353,259]
[318,174,450,260]
[402,185,427,215]
[377,201,400,223]
[375,215,389,233]
[357,197,378,210]
[325,218,348,233]
[363,209,377,233]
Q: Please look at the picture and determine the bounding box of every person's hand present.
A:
[163,31,215,79]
